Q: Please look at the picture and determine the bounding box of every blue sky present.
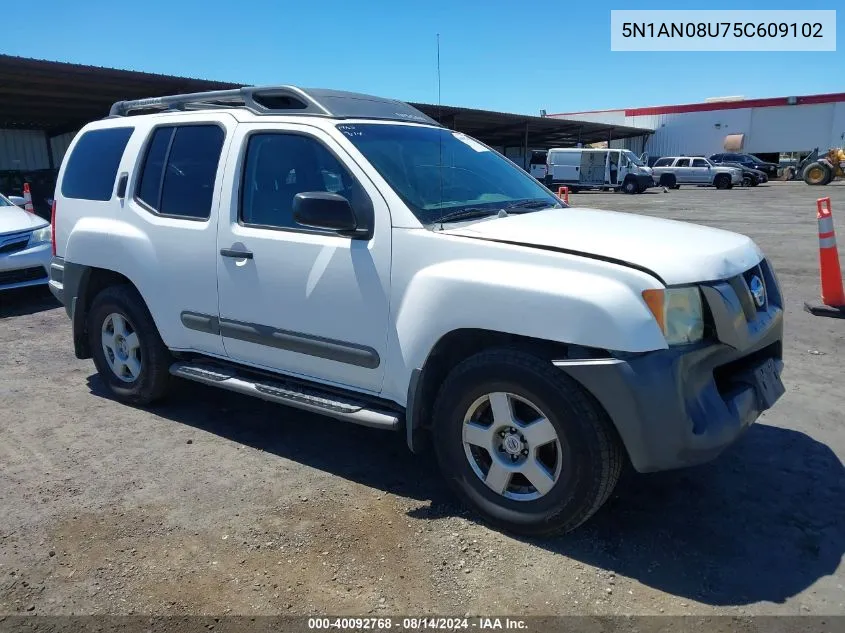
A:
[3,0,842,115]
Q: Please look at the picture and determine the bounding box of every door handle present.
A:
[220,248,253,259]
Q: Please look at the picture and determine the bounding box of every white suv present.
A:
[49,86,785,535]
[651,156,743,189]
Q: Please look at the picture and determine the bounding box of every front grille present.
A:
[0,238,29,255]
[0,266,47,285]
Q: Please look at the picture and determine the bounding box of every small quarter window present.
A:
[61,127,134,201]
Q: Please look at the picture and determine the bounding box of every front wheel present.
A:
[622,178,638,194]
[715,174,732,190]
[432,349,623,536]
[88,285,172,405]
[742,175,753,187]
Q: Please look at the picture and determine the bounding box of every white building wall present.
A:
[556,110,628,126]
[0,129,51,170]
[832,102,845,148]
[561,100,845,158]
[630,109,753,157]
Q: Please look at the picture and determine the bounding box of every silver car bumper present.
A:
[0,239,51,290]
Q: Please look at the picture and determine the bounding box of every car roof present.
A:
[106,85,442,127]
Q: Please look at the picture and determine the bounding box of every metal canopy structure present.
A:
[0,54,652,149]
[416,103,652,148]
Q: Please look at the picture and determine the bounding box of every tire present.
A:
[742,175,753,187]
[88,284,172,405]
[658,174,676,188]
[672,184,681,189]
[714,174,731,190]
[622,178,638,194]
[803,161,832,186]
[431,349,623,536]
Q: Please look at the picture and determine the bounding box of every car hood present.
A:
[0,207,48,236]
[441,207,763,285]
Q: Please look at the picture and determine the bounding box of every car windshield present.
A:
[622,150,644,166]
[0,193,14,207]
[337,123,561,225]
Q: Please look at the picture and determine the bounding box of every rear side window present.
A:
[675,158,691,167]
[653,158,673,167]
[61,127,134,201]
[136,124,225,220]
[529,151,547,165]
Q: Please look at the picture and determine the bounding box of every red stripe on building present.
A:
[549,92,845,118]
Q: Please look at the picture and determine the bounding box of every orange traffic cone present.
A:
[22,183,35,214]
[557,186,569,205]
[804,197,845,318]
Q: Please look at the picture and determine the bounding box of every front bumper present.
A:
[0,238,51,291]
[555,258,785,473]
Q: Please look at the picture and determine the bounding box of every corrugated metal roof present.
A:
[0,55,652,147]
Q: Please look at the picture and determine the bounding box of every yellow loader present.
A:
[803,147,845,185]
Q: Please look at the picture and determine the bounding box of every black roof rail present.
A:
[108,85,442,126]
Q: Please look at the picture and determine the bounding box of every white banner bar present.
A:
[611,10,836,51]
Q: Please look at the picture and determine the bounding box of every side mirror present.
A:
[8,195,26,207]
[293,192,365,237]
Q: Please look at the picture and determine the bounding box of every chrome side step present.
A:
[169,362,400,431]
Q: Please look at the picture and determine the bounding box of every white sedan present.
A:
[0,192,53,291]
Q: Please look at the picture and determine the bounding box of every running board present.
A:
[169,362,400,431]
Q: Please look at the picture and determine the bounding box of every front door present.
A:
[215,123,391,394]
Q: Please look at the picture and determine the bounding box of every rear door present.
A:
[673,158,692,182]
[691,158,710,183]
[123,118,235,356]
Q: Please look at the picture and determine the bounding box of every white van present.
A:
[528,150,548,180]
[545,148,654,194]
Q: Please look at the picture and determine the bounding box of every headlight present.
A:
[28,225,52,246]
[642,286,705,345]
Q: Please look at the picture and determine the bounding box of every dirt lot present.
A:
[1,181,843,617]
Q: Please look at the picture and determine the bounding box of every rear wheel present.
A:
[432,349,623,535]
[804,161,832,185]
[88,285,172,405]
[715,174,732,190]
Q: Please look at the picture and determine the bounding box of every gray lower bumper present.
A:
[555,259,785,473]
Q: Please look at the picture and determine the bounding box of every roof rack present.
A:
[108,85,442,126]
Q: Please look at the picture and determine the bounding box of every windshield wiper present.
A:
[436,208,503,224]
[502,199,558,212]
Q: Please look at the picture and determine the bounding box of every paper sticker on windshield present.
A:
[452,132,489,152]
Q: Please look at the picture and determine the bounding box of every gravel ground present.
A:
[1,181,843,617]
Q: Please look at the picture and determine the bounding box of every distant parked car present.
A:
[720,161,767,186]
[0,191,53,291]
[710,153,779,178]
[651,156,742,189]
